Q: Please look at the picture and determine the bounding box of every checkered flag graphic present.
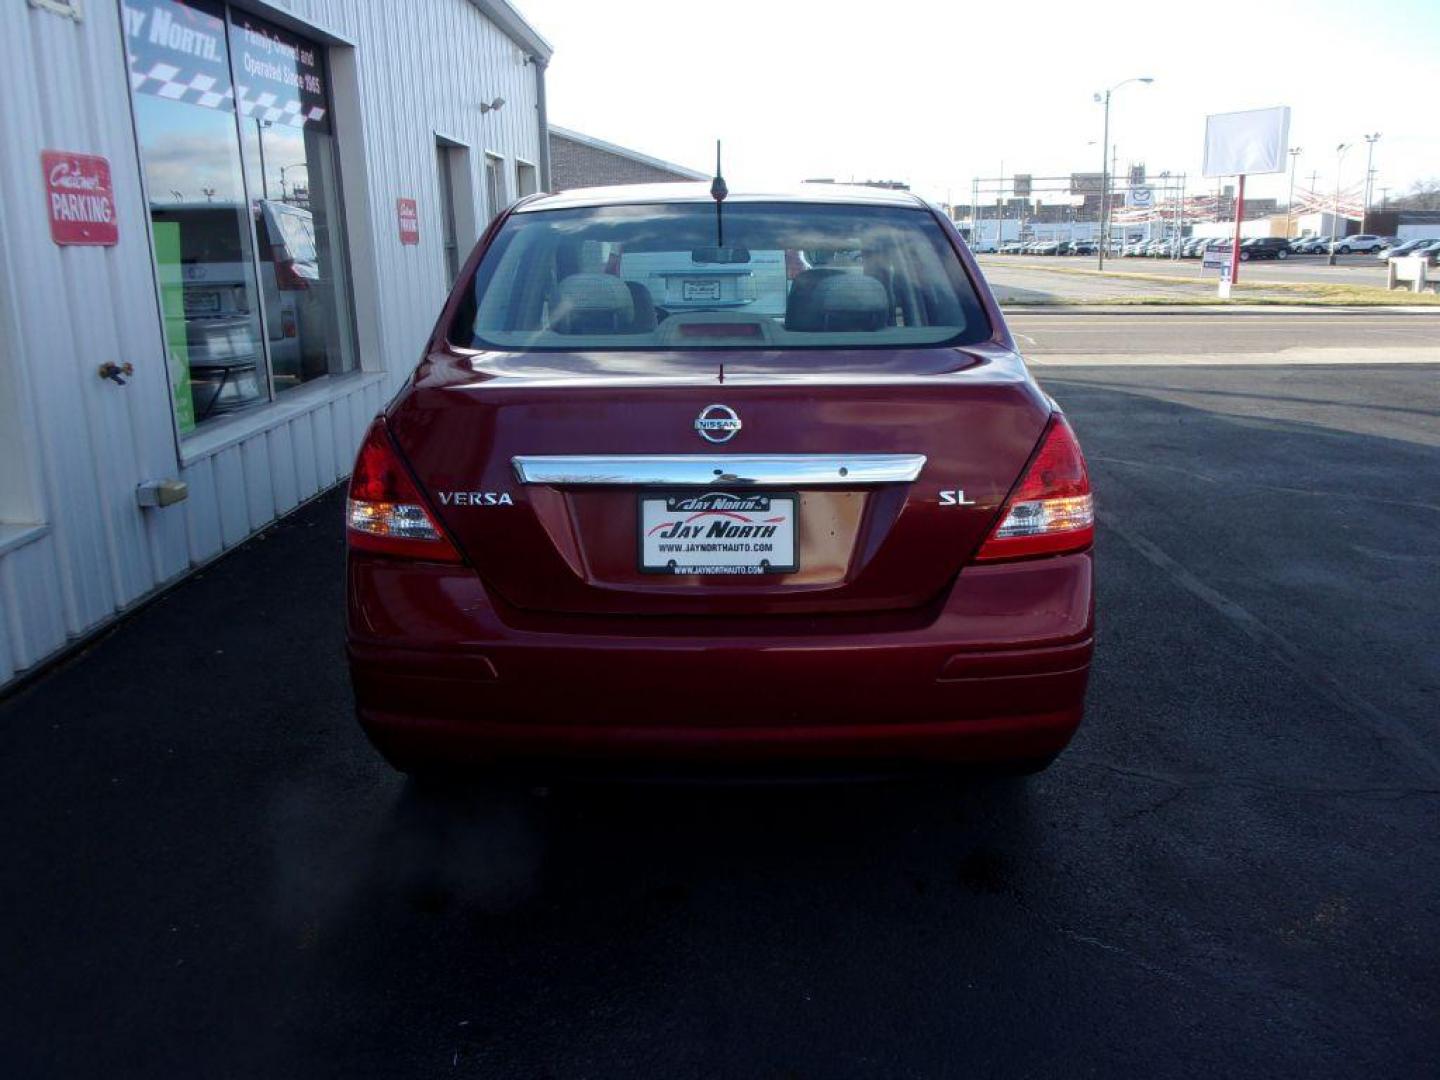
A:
[235,85,326,128]
[128,57,235,111]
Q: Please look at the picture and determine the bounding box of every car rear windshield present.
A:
[455,202,989,350]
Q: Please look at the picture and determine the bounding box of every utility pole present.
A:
[1093,76,1154,270]
[1362,133,1381,229]
[1098,92,1110,268]
[1327,143,1350,267]
[997,160,1005,250]
[1286,147,1302,237]
[973,179,981,246]
[1177,172,1187,256]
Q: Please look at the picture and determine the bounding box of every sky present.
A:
[518,0,1440,208]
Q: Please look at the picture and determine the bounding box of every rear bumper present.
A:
[347,552,1094,772]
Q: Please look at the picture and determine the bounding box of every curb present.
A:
[1001,305,1440,316]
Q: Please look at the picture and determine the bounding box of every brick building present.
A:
[549,126,705,190]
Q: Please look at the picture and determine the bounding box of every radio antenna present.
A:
[711,139,727,246]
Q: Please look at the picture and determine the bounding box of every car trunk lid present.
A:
[386,345,1051,616]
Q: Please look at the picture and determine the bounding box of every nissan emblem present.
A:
[694,403,742,444]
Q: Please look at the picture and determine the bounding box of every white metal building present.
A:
[0,0,551,687]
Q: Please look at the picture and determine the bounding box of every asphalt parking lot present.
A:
[987,251,1391,286]
[2,357,1437,1077]
[980,252,1409,304]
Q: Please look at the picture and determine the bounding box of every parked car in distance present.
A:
[1068,240,1098,256]
[1237,237,1291,261]
[1292,236,1331,254]
[345,183,1096,780]
[1329,234,1385,254]
[1030,240,1060,256]
[1409,240,1440,266]
[970,240,999,253]
[1377,238,1437,259]
[618,247,792,317]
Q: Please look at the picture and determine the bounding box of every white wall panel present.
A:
[241,437,277,532]
[0,0,546,685]
[214,447,251,550]
[182,457,225,565]
[292,414,320,503]
[1,538,69,672]
[314,401,339,486]
[268,423,300,516]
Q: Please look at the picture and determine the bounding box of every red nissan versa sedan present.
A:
[345,183,1094,778]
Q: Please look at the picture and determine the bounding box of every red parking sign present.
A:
[43,151,118,246]
[397,198,419,245]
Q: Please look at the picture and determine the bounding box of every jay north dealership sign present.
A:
[122,0,330,131]
[42,152,118,246]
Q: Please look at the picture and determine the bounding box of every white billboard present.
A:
[1203,106,1291,177]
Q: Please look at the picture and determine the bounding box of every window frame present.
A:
[514,158,539,199]
[484,151,506,223]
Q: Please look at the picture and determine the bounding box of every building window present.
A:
[515,160,538,198]
[124,0,356,434]
[437,142,465,284]
[484,153,506,222]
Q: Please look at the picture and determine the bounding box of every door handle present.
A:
[99,362,134,386]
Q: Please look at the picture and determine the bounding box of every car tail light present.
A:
[281,309,298,338]
[347,419,462,562]
[975,415,1093,561]
[273,249,310,290]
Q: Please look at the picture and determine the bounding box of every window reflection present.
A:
[239,119,356,390]
[232,9,356,394]
[124,0,355,433]
[135,90,267,429]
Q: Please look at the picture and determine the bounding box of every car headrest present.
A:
[785,270,889,332]
[550,273,635,334]
[623,281,658,332]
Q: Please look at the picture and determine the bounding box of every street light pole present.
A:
[1327,142,1350,267]
[1286,147,1302,238]
[1098,90,1111,270]
[1093,76,1153,270]
[997,160,1004,251]
[1362,132,1381,229]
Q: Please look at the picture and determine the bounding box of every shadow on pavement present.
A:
[2,367,1437,1078]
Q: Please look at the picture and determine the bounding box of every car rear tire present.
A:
[1339,246,1350,254]
[1276,249,1288,259]
[1239,251,1250,261]
[986,753,1060,777]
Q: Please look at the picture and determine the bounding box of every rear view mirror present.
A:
[691,245,750,264]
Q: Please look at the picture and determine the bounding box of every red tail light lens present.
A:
[975,415,1093,561]
[273,250,310,290]
[347,419,462,562]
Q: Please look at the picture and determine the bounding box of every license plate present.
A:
[639,492,797,575]
[682,279,722,301]
[184,290,221,314]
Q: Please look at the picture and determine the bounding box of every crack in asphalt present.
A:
[1067,757,1440,801]
[1087,455,1440,513]
[1099,518,1440,783]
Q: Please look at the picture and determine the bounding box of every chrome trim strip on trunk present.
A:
[512,454,927,487]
